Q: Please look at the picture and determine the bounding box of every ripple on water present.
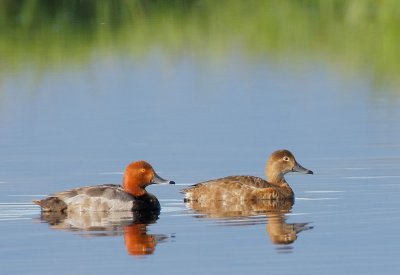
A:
[345,175,400,179]
[0,203,38,221]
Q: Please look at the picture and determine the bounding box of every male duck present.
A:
[34,161,175,212]
[182,149,312,202]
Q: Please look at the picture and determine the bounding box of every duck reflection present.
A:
[266,212,311,245]
[185,199,312,247]
[38,210,169,256]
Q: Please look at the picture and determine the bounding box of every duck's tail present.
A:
[33,197,67,213]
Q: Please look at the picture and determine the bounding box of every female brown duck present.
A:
[182,149,313,202]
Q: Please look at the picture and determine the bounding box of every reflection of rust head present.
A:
[123,224,156,256]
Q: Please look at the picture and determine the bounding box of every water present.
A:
[1,2,400,274]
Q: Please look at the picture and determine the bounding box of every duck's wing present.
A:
[181,175,277,202]
[33,185,134,212]
[181,175,270,194]
[49,184,131,201]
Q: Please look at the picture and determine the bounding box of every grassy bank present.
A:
[1,0,399,85]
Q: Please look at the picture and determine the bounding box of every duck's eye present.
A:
[140,168,146,173]
[283,156,290,161]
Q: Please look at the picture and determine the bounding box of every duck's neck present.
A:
[267,171,290,188]
[123,178,146,197]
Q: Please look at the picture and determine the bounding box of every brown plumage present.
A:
[182,149,313,202]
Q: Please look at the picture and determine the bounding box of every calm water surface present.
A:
[1,3,400,275]
[1,55,399,274]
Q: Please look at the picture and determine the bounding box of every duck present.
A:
[33,161,175,212]
[181,149,312,202]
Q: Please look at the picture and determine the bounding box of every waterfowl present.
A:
[182,149,312,202]
[33,161,175,212]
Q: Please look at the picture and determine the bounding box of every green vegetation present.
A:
[1,0,400,84]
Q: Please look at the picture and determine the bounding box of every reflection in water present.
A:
[38,210,170,256]
[123,224,168,256]
[185,199,312,248]
[266,212,311,246]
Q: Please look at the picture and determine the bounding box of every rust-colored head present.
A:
[266,150,313,185]
[122,161,174,196]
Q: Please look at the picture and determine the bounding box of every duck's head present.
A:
[266,150,313,184]
[123,161,175,196]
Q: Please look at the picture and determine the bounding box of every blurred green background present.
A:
[1,0,400,86]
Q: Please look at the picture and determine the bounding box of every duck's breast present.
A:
[131,193,160,211]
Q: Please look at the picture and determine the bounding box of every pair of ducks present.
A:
[34,149,313,213]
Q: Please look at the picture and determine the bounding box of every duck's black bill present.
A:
[293,162,313,174]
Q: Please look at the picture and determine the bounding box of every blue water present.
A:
[1,53,400,274]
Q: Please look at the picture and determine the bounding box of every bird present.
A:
[33,161,175,212]
[182,149,312,202]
